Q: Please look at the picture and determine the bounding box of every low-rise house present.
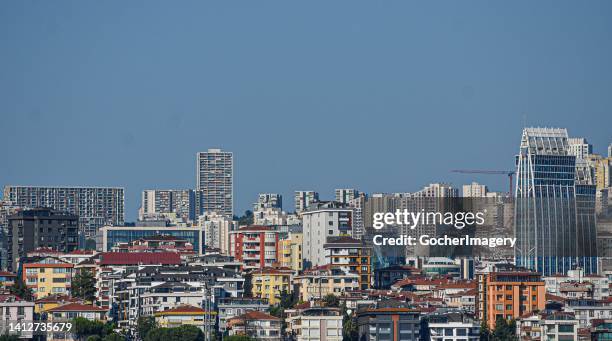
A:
[0,293,35,320]
[544,269,609,300]
[0,271,17,287]
[294,265,359,302]
[0,294,35,338]
[47,302,107,321]
[227,311,282,340]
[154,304,214,332]
[427,312,480,341]
[141,282,208,316]
[34,294,84,314]
[249,267,292,305]
[564,298,612,329]
[559,281,595,299]
[516,311,578,341]
[356,300,425,341]
[286,307,343,341]
[218,297,269,332]
[373,265,419,289]
[22,256,73,298]
[111,235,195,256]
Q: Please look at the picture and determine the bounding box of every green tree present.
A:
[145,325,204,341]
[223,336,256,341]
[323,294,340,307]
[341,304,357,341]
[73,318,105,341]
[0,335,20,341]
[479,321,492,340]
[137,316,157,340]
[236,210,254,226]
[102,334,124,341]
[9,278,33,301]
[493,317,517,341]
[72,269,97,302]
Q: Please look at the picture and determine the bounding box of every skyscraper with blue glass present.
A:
[514,127,598,276]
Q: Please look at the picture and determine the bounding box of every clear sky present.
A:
[1,1,611,221]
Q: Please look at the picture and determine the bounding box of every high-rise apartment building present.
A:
[198,212,234,255]
[515,127,598,276]
[348,194,366,239]
[414,183,459,198]
[140,189,196,222]
[2,186,124,239]
[196,149,233,217]
[335,189,360,204]
[294,191,319,212]
[7,208,79,272]
[253,193,282,211]
[568,137,593,159]
[462,182,488,197]
[302,201,353,268]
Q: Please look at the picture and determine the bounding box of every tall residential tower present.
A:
[197,149,233,217]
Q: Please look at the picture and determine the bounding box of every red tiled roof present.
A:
[47,303,107,312]
[0,271,16,277]
[35,294,81,304]
[230,310,280,321]
[252,267,293,275]
[98,252,181,265]
[157,305,206,314]
[0,294,23,303]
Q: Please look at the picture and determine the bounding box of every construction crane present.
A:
[451,169,515,195]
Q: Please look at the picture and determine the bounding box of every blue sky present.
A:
[1,1,611,220]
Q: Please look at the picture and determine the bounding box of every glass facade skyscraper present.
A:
[514,127,598,276]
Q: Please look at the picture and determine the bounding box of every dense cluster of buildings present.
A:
[0,131,611,340]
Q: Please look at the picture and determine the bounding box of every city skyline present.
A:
[2,131,610,221]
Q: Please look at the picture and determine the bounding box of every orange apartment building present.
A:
[323,236,372,290]
[478,267,546,330]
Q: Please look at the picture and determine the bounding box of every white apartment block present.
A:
[301,202,353,268]
[288,309,343,341]
[568,137,593,160]
[462,182,488,197]
[253,193,282,210]
[544,269,609,300]
[253,207,289,226]
[295,191,319,212]
[429,321,480,341]
[140,189,196,222]
[2,185,124,238]
[198,212,234,255]
[335,189,359,204]
[197,149,233,217]
[414,183,459,198]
